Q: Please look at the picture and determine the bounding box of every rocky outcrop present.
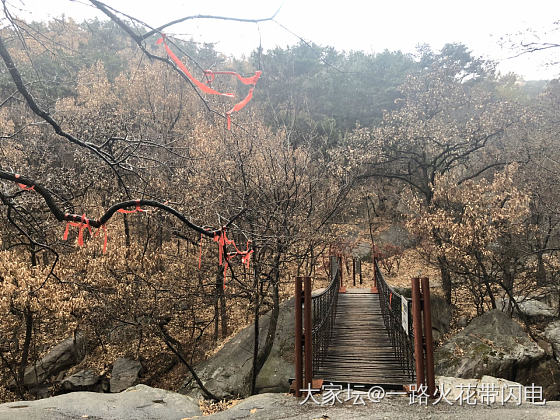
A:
[435,310,545,379]
[110,358,143,392]
[430,294,452,343]
[516,298,557,318]
[514,358,560,401]
[435,309,560,400]
[18,333,86,387]
[545,320,560,362]
[0,384,200,420]
[3,389,560,420]
[180,297,295,399]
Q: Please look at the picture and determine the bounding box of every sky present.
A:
[5,0,560,80]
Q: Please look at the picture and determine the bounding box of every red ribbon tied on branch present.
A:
[156,35,261,130]
[14,174,34,191]
[117,200,146,214]
[156,35,234,97]
[63,213,92,247]
[208,228,253,288]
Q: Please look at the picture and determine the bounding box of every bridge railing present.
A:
[311,257,340,376]
[294,258,340,395]
[374,258,415,382]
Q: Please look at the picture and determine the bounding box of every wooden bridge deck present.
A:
[315,289,411,386]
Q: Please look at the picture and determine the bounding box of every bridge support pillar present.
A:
[411,277,425,389]
[303,276,313,387]
[421,277,436,397]
[411,277,436,397]
[294,276,303,397]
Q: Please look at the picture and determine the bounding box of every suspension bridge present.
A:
[292,249,436,396]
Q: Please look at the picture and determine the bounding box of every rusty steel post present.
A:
[421,277,436,397]
[303,276,313,387]
[358,259,362,285]
[294,276,303,397]
[411,277,425,388]
[352,258,356,286]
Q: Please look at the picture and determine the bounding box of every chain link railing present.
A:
[374,259,415,382]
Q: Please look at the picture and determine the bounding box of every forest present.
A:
[0,1,559,408]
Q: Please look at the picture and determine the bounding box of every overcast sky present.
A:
[5,0,560,80]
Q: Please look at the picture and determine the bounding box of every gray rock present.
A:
[537,338,554,357]
[0,384,200,420]
[545,320,560,362]
[61,369,107,392]
[2,388,560,420]
[180,297,296,399]
[456,315,469,328]
[110,358,143,393]
[430,294,452,343]
[203,392,560,420]
[17,333,86,387]
[435,310,545,379]
[516,299,557,318]
[514,357,560,401]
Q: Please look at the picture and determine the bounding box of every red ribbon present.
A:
[157,36,234,97]
[204,70,262,86]
[227,87,255,130]
[14,174,34,191]
[209,229,253,288]
[214,230,225,266]
[63,213,92,247]
[241,249,253,269]
[156,35,260,130]
[389,292,393,306]
[117,200,145,214]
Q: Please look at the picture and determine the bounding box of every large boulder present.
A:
[0,384,200,420]
[516,299,557,318]
[110,358,143,392]
[61,369,107,393]
[180,297,295,399]
[18,333,86,387]
[429,294,452,343]
[435,309,560,400]
[514,358,560,401]
[545,320,560,362]
[435,310,545,379]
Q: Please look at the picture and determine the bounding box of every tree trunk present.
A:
[214,263,228,340]
[249,253,281,394]
[123,214,131,248]
[437,255,452,305]
[250,266,261,395]
[17,307,33,397]
[220,288,228,339]
[536,252,546,286]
